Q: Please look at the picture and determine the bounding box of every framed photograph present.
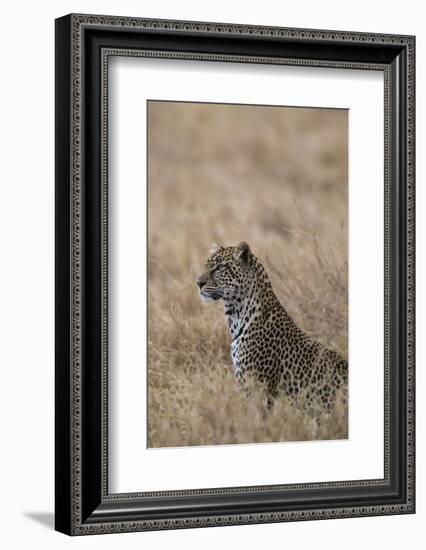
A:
[55,14,415,535]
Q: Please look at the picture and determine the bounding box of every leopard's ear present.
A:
[234,242,251,265]
[209,242,223,255]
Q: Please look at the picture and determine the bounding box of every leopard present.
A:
[196,242,348,415]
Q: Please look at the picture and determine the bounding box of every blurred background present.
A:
[147,101,348,447]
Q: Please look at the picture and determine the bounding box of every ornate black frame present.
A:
[55,14,415,535]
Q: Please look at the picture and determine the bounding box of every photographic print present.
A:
[56,15,415,534]
[55,16,415,534]
[147,100,348,448]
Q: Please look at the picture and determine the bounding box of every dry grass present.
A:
[147,101,348,448]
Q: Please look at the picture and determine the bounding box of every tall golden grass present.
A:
[147,101,348,448]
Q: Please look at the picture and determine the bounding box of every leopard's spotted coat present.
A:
[197,242,348,413]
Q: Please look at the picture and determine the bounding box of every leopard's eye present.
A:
[211,264,227,280]
[214,264,227,274]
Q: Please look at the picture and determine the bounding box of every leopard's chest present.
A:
[225,294,289,379]
[230,338,247,383]
[229,318,265,375]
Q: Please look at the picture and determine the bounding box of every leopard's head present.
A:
[196,242,253,303]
